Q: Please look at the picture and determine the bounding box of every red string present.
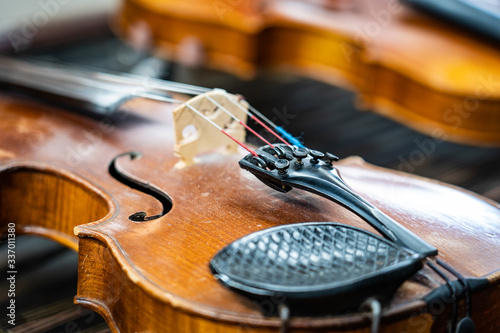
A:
[250,115,290,146]
[221,130,258,157]
[239,121,274,148]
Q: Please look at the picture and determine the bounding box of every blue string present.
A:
[275,126,304,148]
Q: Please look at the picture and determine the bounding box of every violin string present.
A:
[436,258,472,318]
[93,70,284,136]
[182,103,258,157]
[246,104,304,147]
[162,85,297,146]
[119,75,290,139]
[109,71,302,146]
[221,94,292,146]
[248,104,292,144]
[103,71,300,146]
[138,92,258,157]
[11,55,299,146]
[137,89,287,150]
[91,71,211,96]
[203,95,275,148]
[220,97,304,147]
[427,260,458,332]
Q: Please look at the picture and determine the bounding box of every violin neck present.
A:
[0,56,208,114]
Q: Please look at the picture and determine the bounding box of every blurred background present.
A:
[0,0,499,332]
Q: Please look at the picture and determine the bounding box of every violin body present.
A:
[1,92,499,332]
[114,0,500,146]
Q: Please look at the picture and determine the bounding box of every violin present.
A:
[113,0,500,147]
[0,56,499,333]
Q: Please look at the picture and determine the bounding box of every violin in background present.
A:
[115,0,500,146]
[0,56,499,333]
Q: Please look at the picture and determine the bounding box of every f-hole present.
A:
[108,152,172,222]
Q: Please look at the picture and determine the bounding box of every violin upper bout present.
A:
[173,90,248,168]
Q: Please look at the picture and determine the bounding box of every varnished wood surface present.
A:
[0,235,110,332]
[0,166,110,250]
[0,92,499,332]
[115,0,500,146]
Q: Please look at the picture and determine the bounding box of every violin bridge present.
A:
[173,89,248,168]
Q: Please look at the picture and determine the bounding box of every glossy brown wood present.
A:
[114,0,500,146]
[0,165,109,250]
[0,93,499,332]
